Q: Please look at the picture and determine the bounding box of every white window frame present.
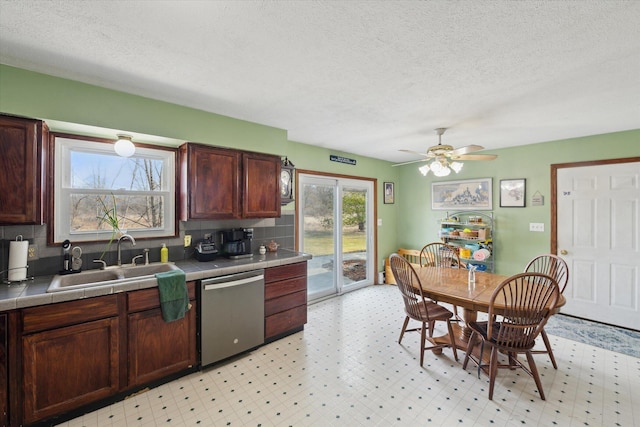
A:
[53,136,176,243]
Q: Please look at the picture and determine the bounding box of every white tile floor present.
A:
[58,285,639,426]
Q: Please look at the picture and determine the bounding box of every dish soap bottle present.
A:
[160,243,169,263]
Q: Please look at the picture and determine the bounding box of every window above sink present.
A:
[51,134,177,244]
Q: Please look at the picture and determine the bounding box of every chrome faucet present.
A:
[117,234,136,266]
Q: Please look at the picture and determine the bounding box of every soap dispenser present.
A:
[61,239,71,273]
[160,243,169,263]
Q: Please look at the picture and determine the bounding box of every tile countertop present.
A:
[0,249,312,312]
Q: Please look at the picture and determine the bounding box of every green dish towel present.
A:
[156,269,189,322]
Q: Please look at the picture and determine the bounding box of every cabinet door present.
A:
[0,115,45,224]
[242,152,281,218]
[183,144,240,219]
[0,314,6,427]
[128,302,197,387]
[22,317,120,424]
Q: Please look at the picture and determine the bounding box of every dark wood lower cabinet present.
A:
[0,313,7,427]
[264,262,308,341]
[128,305,196,386]
[7,264,306,425]
[22,317,120,425]
[127,282,197,387]
[13,281,197,426]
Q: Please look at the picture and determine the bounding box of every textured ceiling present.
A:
[1,1,639,163]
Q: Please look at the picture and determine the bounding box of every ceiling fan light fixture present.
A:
[426,159,450,177]
[114,134,135,157]
[419,158,462,177]
[450,161,464,173]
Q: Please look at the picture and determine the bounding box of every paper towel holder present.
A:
[3,235,32,285]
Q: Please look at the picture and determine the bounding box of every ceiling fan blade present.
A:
[391,158,429,167]
[448,144,485,157]
[454,154,498,161]
[399,149,432,158]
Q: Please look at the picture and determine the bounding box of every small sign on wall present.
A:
[532,191,544,206]
[330,155,356,165]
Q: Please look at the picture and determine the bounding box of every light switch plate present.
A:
[529,223,544,232]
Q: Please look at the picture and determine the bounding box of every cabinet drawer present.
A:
[265,290,306,317]
[265,262,307,283]
[265,276,306,300]
[22,295,119,334]
[265,305,307,339]
[127,281,196,313]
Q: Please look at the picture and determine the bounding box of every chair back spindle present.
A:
[420,242,462,268]
[390,254,431,321]
[524,254,569,293]
[486,273,560,350]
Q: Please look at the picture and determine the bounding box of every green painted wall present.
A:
[1,64,638,276]
[396,130,640,275]
[0,65,399,271]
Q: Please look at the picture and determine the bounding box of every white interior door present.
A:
[557,160,640,330]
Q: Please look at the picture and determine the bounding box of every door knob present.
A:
[560,249,568,255]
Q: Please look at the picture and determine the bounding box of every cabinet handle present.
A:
[560,249,568,255]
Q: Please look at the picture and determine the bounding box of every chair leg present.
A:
[526,351,546,400]
[398,316,410,343]
[488,346,499,400]
[420,322,427,367]
[508,352,517,369]
[446,320,458,361]
[477,340,485,379]
[462,331,477,370]
[452,305,462,322]
[540,329,558,369]
[428,320,435,337]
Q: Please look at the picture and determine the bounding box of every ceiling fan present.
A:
[392,128,497,176]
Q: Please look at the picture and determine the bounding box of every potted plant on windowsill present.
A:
[97,193,123,260]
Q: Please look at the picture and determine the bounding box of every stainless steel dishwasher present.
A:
[200,269,265,367]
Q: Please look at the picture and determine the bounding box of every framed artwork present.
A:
[384,182,395,204]
[431,178,493,210]
[500,178,526,207]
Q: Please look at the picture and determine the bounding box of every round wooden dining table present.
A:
[414,267,566,352]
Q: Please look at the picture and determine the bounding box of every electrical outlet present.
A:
[184,235,192,247]
[377,218,382,226]
[529,223,545,232]
[28,244,39,259]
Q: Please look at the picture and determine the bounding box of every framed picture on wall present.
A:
[431,178,492,210]
[384,182,394,204]
[500,178,526,207]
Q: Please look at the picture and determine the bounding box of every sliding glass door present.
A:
[298,174,374,301]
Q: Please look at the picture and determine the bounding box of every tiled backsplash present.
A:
[0,212,295,279]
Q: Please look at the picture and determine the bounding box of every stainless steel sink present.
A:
[47,263,181,293]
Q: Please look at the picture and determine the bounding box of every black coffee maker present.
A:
[220,228,253,259]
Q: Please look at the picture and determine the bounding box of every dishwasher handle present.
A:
[202,273,264,291]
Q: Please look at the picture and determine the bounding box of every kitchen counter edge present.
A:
[0,249,312,311]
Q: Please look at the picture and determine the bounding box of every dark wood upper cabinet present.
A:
[180,144,241,220]
[242,152,281,218]
[180,143,281,220]
[0,114,47,225]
